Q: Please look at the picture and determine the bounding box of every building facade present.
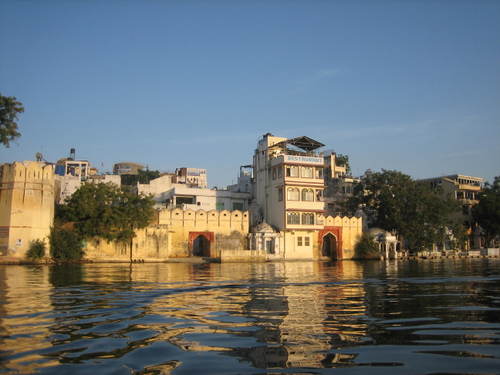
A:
[251,134,362,260]
[113,162,145,175]
[418,174,485,248]
[175,167,208,188]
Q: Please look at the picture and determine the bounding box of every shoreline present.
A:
[1,254,499,266]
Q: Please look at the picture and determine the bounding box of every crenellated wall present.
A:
[0,161,55,257]
[158,208,250,257]
[82,210,360,262]
[322,215,363,259]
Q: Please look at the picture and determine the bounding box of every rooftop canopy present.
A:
[283,136,325,152]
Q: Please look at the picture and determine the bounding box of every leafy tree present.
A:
[347,169,462,252]
[26,239,46,260]
[335,154,351,174]
[49,227,84,261]
[0,94,24,147]
[121,169,160,186]
[58,182,155,251]
[354,233,380,259]
[473,176,500,246]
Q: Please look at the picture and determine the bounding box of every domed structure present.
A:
[252,221,276,233]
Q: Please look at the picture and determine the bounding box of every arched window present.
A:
[287,187,299,201]
[301,188,314,201]
[287,212,300,225]
[302,213,314,225]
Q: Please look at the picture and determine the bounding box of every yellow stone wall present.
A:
[278,216,362,260]
[324,215,363,259]
[84,225,171,261]
[0,161,54,258]
[158,208,250,258]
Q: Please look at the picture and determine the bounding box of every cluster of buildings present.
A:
[0,133,488,261]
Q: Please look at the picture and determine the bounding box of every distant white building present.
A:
[164,185,250,211]
[175,167,208,188]
[54,155,120,204]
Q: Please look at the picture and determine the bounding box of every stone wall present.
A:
[84,225,170,261]
[158,208,250,257]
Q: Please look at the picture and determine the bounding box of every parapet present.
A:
[158,208,249,231]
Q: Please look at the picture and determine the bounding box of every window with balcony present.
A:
[277,167,282,178]
[302,167,313,178]
[301,188,314,201]
[287,212,300,225]
[287,187,300,201]
[302,213,314,225]
[272,168,277,180]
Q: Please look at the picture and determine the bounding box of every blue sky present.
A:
[1,0,499,187]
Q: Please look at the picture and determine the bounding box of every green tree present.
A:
[335,153,351,174]
[49,227,84,261]
[354,233,380,259]
[58,183,155,257]
[26,239,46,260]
[473,176,500,246]
[347,170,462,252]
[0,94,24,147]
[120,169,161,186]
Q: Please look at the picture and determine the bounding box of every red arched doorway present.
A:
[318,226,343,260]
[189,232,214,257]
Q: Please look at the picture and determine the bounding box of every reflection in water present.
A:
[0,259,499,374]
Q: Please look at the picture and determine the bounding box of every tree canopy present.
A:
[0,94,24,147]
[57,182,155,243]
[335,153,351,174]
[473,176,500,246]
[347,169,463,252]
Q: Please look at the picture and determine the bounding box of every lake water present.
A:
[1,259,499,375]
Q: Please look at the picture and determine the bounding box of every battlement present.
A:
[0,161,54,184]
[0,161,55,257]
[158,208,249,232]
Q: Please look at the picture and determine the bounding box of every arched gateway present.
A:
[318,226,343,260]
[189,232,214,257]
[321,233,337,259]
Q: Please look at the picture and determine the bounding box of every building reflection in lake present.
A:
[123,261,371,369]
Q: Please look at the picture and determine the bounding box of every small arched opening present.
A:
[321,233,338,259]
[193,235,211,257]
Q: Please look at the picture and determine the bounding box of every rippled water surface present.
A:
[1,259,499,374]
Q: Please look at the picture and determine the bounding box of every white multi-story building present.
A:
[250,133,362,260]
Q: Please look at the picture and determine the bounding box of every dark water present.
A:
[1,260,499,375]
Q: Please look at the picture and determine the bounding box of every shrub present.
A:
[49,227,84,261]
[26,239,46,260]
[355,233,380,259]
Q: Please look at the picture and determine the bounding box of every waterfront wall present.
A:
[158,208,250,258]
[84,225,171,261]
[82,210,361,262]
